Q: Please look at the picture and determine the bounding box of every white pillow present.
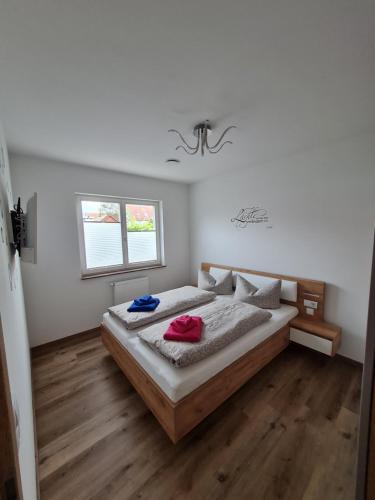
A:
[208,266,298,302]
[234,274,281,309]
[233,274,258,302]
[233,271,297,302]
[198,269,233,295]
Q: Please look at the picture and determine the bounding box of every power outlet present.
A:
[304,299,318,309]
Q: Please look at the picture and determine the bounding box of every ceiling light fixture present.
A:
[168,120,236,156]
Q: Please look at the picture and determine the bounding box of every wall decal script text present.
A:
[231,207,269,228]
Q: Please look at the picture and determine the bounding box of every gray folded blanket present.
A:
[108,286,216,330]
[137,300,272,367]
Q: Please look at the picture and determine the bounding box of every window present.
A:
[76,194,164,277]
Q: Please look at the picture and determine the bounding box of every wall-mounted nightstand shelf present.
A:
[289,317,341,357]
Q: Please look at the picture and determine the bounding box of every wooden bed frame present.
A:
[101,262,326,443]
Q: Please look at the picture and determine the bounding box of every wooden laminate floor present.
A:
[32,330,362,500]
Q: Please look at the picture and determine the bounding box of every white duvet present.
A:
[108,286,216,330]
[138,300,271,367]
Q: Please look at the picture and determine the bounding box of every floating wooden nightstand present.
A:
[289,317,341,357]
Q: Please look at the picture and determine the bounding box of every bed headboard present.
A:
[201,262,326,321]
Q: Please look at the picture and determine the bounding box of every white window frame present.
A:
[75,193,165,278]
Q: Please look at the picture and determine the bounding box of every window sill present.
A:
[81,265,167,280]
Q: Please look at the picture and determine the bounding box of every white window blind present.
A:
[126,203,157,264]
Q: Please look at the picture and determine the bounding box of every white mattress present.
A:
[103,297,298,403]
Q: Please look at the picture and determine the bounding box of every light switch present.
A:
[304,299,318,309]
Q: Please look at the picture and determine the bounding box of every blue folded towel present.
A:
[127,294,160,312]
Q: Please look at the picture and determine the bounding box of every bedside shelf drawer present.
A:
[290,327,333,356]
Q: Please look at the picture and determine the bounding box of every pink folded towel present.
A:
[163,315,203,343]
[171,315,196,332]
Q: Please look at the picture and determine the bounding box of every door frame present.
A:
[0,314,24,499]
[356,231,375,499]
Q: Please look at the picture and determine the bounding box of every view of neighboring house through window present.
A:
[76,195,163,276]
[126,204,158,263]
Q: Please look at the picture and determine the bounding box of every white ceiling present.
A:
[0,1,374,183]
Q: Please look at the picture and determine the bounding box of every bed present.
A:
[101,262,325,443]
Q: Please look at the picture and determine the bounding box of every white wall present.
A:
[190,132,375,362]
[10,154,190,347]
[0,128,37,498]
